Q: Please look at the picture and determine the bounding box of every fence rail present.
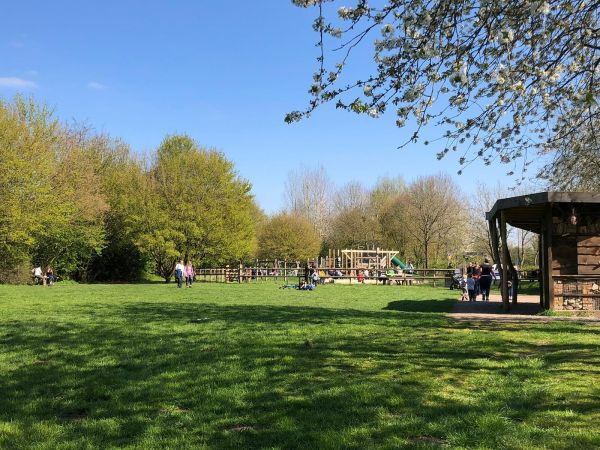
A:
[194,266,458,287]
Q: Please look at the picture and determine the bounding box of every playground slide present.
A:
[391,256,407,269]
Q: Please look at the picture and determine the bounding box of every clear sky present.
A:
[1,0,536,213]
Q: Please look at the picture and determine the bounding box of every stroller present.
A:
[448,270,463,290]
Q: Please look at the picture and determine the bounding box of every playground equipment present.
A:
[319,248,407,270]
[390,255,407,270]
[193,247,453,286]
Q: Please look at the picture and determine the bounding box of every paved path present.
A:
[449,293,600,323]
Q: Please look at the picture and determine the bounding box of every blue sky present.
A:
[1,0,533,213]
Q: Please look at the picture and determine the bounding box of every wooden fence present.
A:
[194,267,458,287]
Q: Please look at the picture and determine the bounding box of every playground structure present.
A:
[315,248,408,271]
[194,248,453,286]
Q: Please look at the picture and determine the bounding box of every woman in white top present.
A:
[174,260,185,288]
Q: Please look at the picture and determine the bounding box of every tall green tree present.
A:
[136,135,258,281]
[257,213,321,261]
[31,141,107,278]
[86,135,148,281]
[0,97,57,278]
[0,97,109,281]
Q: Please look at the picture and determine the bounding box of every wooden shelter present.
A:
[487,192,600,311]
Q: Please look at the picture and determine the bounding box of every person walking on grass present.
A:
[460,276,469,301]
[185,261,195,288]
[479,258,495,302]
[174,260,185,288]
[466,273,476,302]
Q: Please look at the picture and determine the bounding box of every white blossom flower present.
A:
[338,6,351,18]
[499,29,514,44]
[450,67,468,86]
[381,24,394,34]
[540,2,550,15]
[368,107,380,118]
[363,85,373,96]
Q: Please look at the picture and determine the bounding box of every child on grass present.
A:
[460,276,469,301]
[466,273,476,302]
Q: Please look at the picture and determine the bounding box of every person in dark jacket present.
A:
[479,258,495,302]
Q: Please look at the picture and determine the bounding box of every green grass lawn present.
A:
[0,282,598,449]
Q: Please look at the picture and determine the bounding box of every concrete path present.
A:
[449,293,600,323]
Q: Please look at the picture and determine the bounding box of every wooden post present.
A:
[238,261,242,283]
[500,210,510,312]
[284,260,287,284]
[544,205,554,309]
[538,234,544,307]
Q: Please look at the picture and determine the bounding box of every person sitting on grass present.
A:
[32,266,44,285]
[279,279,315,290]
[311,270,320,285]
[303,281,315,290]
[45,265,55,285]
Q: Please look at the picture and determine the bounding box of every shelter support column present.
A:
[489,218,501,273]
[543,205,554,309]
[538,234,544,307]
[500,211,510,312]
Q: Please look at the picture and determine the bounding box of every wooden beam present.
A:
[538,234,544,307]
[488,217,501,268]
[545,204,554,309]
[500,211,510,312]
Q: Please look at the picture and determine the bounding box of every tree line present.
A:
[1,97,539,283]
[264,166,540,270]
[0,97,260,283]
[266,167,465,268]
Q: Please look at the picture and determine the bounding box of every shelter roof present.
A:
[486,191,600,233]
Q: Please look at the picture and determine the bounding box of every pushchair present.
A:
[448,270,463,290]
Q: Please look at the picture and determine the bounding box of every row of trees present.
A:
[0,97,259,283]
[262,168,466,267]
[261,166,540,269]
[1,96,539,283]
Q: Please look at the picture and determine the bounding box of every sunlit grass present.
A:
[0,282,598,449]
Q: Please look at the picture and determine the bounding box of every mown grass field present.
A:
[0,282,598,449]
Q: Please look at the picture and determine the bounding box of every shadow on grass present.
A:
[1,301,599,449]
[383,299,455,313]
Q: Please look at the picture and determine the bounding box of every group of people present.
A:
[174,260,195,288]
[279,279,316,290]
[460,258,496,302]
[31,265,56,285]
[310,264,414,284]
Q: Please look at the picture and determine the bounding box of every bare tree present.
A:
[333,180,368,212]
[405,174,460,268]
[468,182,510,259]
[284,165,333,238]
